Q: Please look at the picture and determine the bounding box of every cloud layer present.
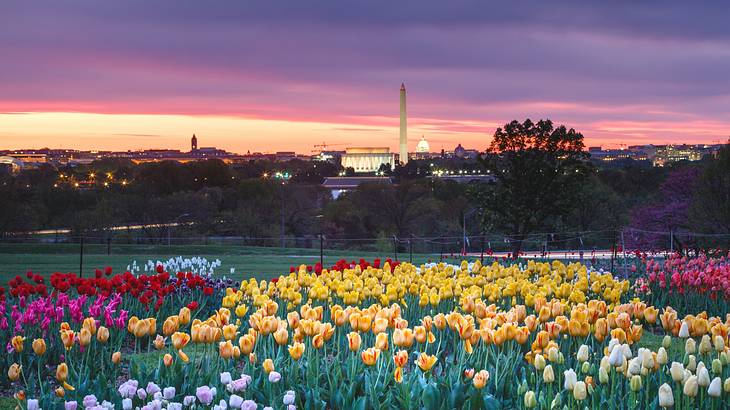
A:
[1,1,728,151]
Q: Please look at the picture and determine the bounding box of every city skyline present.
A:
[2,1,730,153]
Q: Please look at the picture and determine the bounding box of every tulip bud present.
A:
[573,381,587,401]
[670,362,684,383]
[698,335,711,355]
[563,369,577,391]
[56,363,68,382]
[78,328,92,347]
[685,338,696,355]
[658,383,674,408]
[517,381,528,396]
[724,377,730,393]
[534,354,545,371]
[683,375,698,397]
[96,326,110,344]
[630,375,642,392]
[657,347,668,365]
[523,391,537,408]
[581,361,591,374]
[678,321,690,338]
[714,335,725,352]
[577,345,589,363]
[712,359,723,375]
[543,365,555,383]
[55,387,65,398]
[112,351,122,364]
[7,363,21,381]
[722,351,729,365]
[32,339,47,356]
[697,364,711,388]
[263,358,275,374]
[662,335,672,349]
[599,367,609,384]
[686,355,697,372]
[163,354,173,367]
[708,377,722,398]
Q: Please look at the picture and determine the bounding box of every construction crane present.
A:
[311,142,345,154]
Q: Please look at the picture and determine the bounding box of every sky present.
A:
[1,1,729,154]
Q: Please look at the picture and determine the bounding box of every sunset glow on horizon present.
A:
[1,1,729,152]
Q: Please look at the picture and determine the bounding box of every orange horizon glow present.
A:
[2,111,726,155]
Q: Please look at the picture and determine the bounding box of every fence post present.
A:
[440,237,444,262]
[480,234,485,263]
[409,234,413,263]
[79,235,84,277]
[611,230,617,274]
[393,235,398,261]
[621,230,627,276]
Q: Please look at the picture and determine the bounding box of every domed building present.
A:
[454,143,466,158]
[416,135,430,154]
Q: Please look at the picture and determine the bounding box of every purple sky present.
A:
[1,1,729,152]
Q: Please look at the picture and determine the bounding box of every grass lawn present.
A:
[0,243,440,284]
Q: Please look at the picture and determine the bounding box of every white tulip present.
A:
[658,383,674,408]
[708,377,722,397]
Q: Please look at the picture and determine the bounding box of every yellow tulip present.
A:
[239,334,256,355]
[32,338,46,356]
[56,363,68,382]
[153,335,166,350]
[10,336,24,353]
[177,349,190,363]
[416,353,437,372]
[361,347,381,366]
[223,324,238,341]
[219,340,235,359]
[473,370,489,389]
[288,342,305,361]
[163,316,179,336]
[273,328,289,346]
[375,332,389,351]
[312,333,325,350]
[172,332,191,350]
[96,326,110,344]
[178,307,191,325]
[393,350,408,368]
[263,358,275,373]
[394,366,403,383]
[347,332,362,352]
[8,363,21,381]
[78,328,92,347]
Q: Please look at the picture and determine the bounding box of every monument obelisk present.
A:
[399,83,408,165]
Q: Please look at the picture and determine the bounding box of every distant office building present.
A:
[9,153,48,164]
[191,134,198,151]
[653,145,702,166]
[275,152,297,162]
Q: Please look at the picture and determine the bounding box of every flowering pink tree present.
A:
[627,166,700,253]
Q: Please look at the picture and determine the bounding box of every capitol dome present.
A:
[416,135,430,153]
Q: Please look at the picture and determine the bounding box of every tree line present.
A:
[1,119,727,255]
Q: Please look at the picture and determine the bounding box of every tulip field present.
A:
[2,253,730,409]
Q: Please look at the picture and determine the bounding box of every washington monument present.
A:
[400,82,408,165]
